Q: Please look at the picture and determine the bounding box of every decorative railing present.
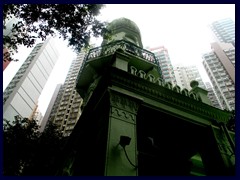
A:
[76,40,163,83]
[86,40,157,63]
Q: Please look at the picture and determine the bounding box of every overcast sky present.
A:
[94,4,235,76]
[3,4,235,115]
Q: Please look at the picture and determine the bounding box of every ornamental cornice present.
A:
[110,69,231,124]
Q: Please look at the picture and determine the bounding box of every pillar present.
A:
[104,89,142,176]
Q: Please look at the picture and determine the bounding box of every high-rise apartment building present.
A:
[40,84,62,132]
[204,82,222,109]
[148,46,176,85]
[174,65,206,90]
[209,18,235,46]
[46,53,85,136]
[202,42,235,111]
[3,38,60,123]
[44,84,64,129]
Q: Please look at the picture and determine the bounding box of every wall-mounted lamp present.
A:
[119,136,138,168]
[119,135,131,148]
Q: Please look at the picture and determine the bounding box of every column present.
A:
[104,89,141,176]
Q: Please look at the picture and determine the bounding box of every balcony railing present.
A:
[77,40,162,85]
[87,40,157,63]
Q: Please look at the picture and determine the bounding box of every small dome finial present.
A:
[190,80,199,88]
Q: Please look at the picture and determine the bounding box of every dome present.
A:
[107,17,141,35]
[102,17,143,48]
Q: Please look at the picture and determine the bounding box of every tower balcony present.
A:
[76,40,163,97]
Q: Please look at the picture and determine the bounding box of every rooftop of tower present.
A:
[102,17,143,48]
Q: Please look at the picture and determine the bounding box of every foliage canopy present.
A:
[3,4,107,61]
[3,116,66,175]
